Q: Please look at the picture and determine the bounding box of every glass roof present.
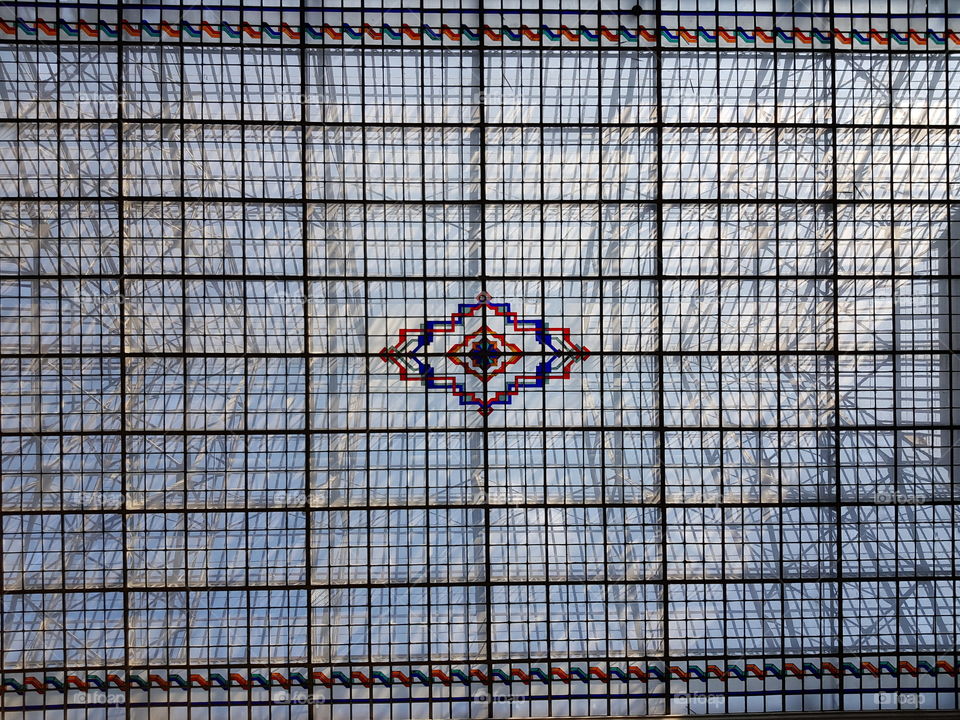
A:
[0,0,958,717]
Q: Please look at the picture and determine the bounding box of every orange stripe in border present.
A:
[717,26,737,42]
[637,25,657,41]
[120,19,141,36]
[483,24,502,40]
[159,20,179,37]
[599,25,618,41]
[35,18,57,35]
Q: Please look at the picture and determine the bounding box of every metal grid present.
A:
[0,0,959,718]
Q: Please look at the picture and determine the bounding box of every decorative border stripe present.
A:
[0,19,957,48]
[2,660,957,694]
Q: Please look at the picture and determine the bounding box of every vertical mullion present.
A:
[887,1,902,707]
[115,3,132,717]
[716,37,728,719]
[539,18,550,720]
[177,18,190,712]
[827,0,844,710]
[53,4,68,695]
[475,2,494,716]
[948,7,960,711]
[595,2,609,713]
[296,4,314,712]
[653,2,669,716]
[773,39,786,710]
[358,12,373,715]
[417,17,432,712]
[238,25,253,718]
